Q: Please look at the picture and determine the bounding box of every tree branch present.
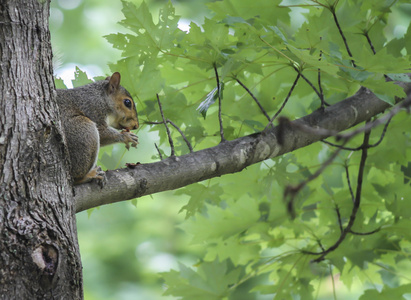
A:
[75,82,411,213]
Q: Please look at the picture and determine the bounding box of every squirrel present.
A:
[57,72,139,185]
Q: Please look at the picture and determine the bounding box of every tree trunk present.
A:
[0,1,82,299]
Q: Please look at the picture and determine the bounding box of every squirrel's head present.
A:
[105,72,139,131]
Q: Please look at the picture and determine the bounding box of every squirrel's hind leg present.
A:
[74,166,106,187]
[66,115,102,186]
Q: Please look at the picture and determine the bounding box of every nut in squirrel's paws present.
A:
[121,129,139,150]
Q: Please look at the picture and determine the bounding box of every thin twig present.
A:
[285,95,410,248]
[154,143,163,160]
[317,239,326,252]
[330,5,356,67]
[337,99,409,140]
[293,66,324,102]
[317,38,329,108]
[166,119,194,153]
[364,32,376,55]
[156,94,175,157]
[285,141,346,218]
[335,205,343,233]
[235,77,271,122]
[146,120,194,153]
[349,227,380,236]
[322,116,393,150]
[309,124,371,262]
[364,31,389,80]
[265,73,301,130]
[214,63,225,143]
[321,139,360,151]
[345,164,355,203]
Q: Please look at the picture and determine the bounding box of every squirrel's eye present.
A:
[123,99,132,109]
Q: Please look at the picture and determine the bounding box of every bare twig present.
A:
[364,31,389,80]
[335,204,343,233]
[345,163,355,202]
[364,32,377,55]
[235,77,271,122]
[321,139,359,151]
[154,143,163,160]
[322,116,393,150]
[285,140,346,218]
[338,100,410,140]
[317,41,330,108]
[318,62,325,108]
[265,73,301,130]
[317,239,326,252]
[309,125,371,262]
[146,120,193,153]
[293,66,324,103]
[214,63,225,143]
[166,119,193,153]
[349,227,381,236]
[330,4,356,67]
[156,94,175,157]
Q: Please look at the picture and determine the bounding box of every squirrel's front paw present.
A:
[121,130,139,150]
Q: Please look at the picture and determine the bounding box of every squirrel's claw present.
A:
[93,166,107,188]
[75,166,106,187]
[121,130,139,150]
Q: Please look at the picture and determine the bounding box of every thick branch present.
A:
[75,82,411,213]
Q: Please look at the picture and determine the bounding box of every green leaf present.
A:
[356,47,409,74]
[162,260,242,300]
[359,284,411,300]
[288,45,339,75]
[54,77,66,89]
[382,219,411,241]
[204,235,261,266]
[387,73,411,82]
[177,183,224,218]
[361,78,406,105]
[180,197,260,243]
[71,67,93,87]
[208,0,290,25]
[197,83,224,119]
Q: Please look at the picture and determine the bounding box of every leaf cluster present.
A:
[99,0,411,299]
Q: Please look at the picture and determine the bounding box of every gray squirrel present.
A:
[57,72,139,185]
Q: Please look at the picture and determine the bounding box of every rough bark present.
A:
[75,82,411,213]
[0,1,82,299]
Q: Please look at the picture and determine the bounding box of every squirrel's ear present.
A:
[108,72,121,93]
